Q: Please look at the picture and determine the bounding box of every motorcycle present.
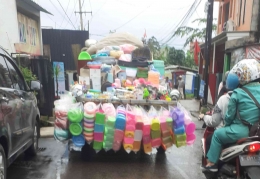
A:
[170,89,180,101]
[201,119,260,179]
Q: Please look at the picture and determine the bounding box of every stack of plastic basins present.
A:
[54,106,69,142]
[151,118,161,148]
[172,108,186,148]
[133,113,143,153]
[113,106,126,152]
[83,102,97,144]
[68,105,84,148]
[123,110,136,153]
[103,116,116,151]
[93,112,105,151]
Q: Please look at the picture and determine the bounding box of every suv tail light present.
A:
[248,143,260,153]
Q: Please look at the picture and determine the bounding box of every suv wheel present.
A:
[25,120,39,156]
[0,144,6,179]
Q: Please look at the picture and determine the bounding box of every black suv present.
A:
[0,47,41,178]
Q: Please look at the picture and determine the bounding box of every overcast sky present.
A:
[38,0,219,49]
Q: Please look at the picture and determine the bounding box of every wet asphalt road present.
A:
[7,101,205,179]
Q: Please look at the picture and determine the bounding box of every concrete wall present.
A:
[0,0,19,54]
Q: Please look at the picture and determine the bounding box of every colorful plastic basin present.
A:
[69,123,83,136]
[72,135,85,147]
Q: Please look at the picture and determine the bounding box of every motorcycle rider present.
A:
[201,59,260,172]
[202,71,238,154]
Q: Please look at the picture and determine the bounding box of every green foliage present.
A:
[166,47,185,66]
[183,50,195,68]
[169,18,217,47]
[146,37,197,68]
[19,66,37,83]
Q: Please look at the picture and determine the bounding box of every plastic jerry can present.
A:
[94,124,105,133]
[114,129,124,142]
[151,138,161,148]
[134,130,142,141]
[93,141,103,150]
[142,135,151,144]
[94,132,104,142]
[95,113,106,125]
[143,143,152,153]
[133,141,141,152]
[174,125,185,135]
[143,124,151,135]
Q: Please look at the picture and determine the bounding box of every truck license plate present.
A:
[239,153,260,166]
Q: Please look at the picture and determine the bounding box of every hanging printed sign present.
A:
[14,12,41,55]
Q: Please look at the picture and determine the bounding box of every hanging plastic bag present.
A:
[102,103,116,118]
[140,106,152,155]
[113,105,126,152]
[123,104,136,153]
[83,102,98,144]
[177,103,196,146]
[93,107,106,153]
[132,106,144,153]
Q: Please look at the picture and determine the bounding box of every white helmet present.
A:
[229,59,260,85]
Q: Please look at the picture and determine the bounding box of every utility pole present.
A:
[203,0,214,105]
[75,0,92,31]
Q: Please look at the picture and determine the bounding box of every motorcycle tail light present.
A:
[248,143,260,153]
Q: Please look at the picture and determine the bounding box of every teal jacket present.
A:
[225,83,260,141]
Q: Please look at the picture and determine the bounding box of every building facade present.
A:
[0,0,51,55]
[199,0,260,104]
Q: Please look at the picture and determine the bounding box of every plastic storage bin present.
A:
[153,60,165,77]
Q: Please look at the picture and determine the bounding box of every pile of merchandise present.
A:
[54,96,196,154]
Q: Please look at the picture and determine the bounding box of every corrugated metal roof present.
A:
[21,0,52,15]
[42,29,89,71]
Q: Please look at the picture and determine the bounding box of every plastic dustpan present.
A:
[78,51,92,60]
[72,134,85,147]
[69,123,83,136]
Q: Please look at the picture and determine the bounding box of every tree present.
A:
[183,50,195,68]
[168,18,217,47]
[166,47,185,66]
[147,36,161,58]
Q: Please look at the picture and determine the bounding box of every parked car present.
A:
[0,47,41,179]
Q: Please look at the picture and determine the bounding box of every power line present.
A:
[166,0,202,44]
[48,0,69,27]
[159,0,198,42]
[161,0,202,45]
[65,0,78,28]
[114,4,152,31]
[89,0,107,23]
[159,0,198,43]
[153,5,193,36]
[56,0,76,29]
[60,0,71,27]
